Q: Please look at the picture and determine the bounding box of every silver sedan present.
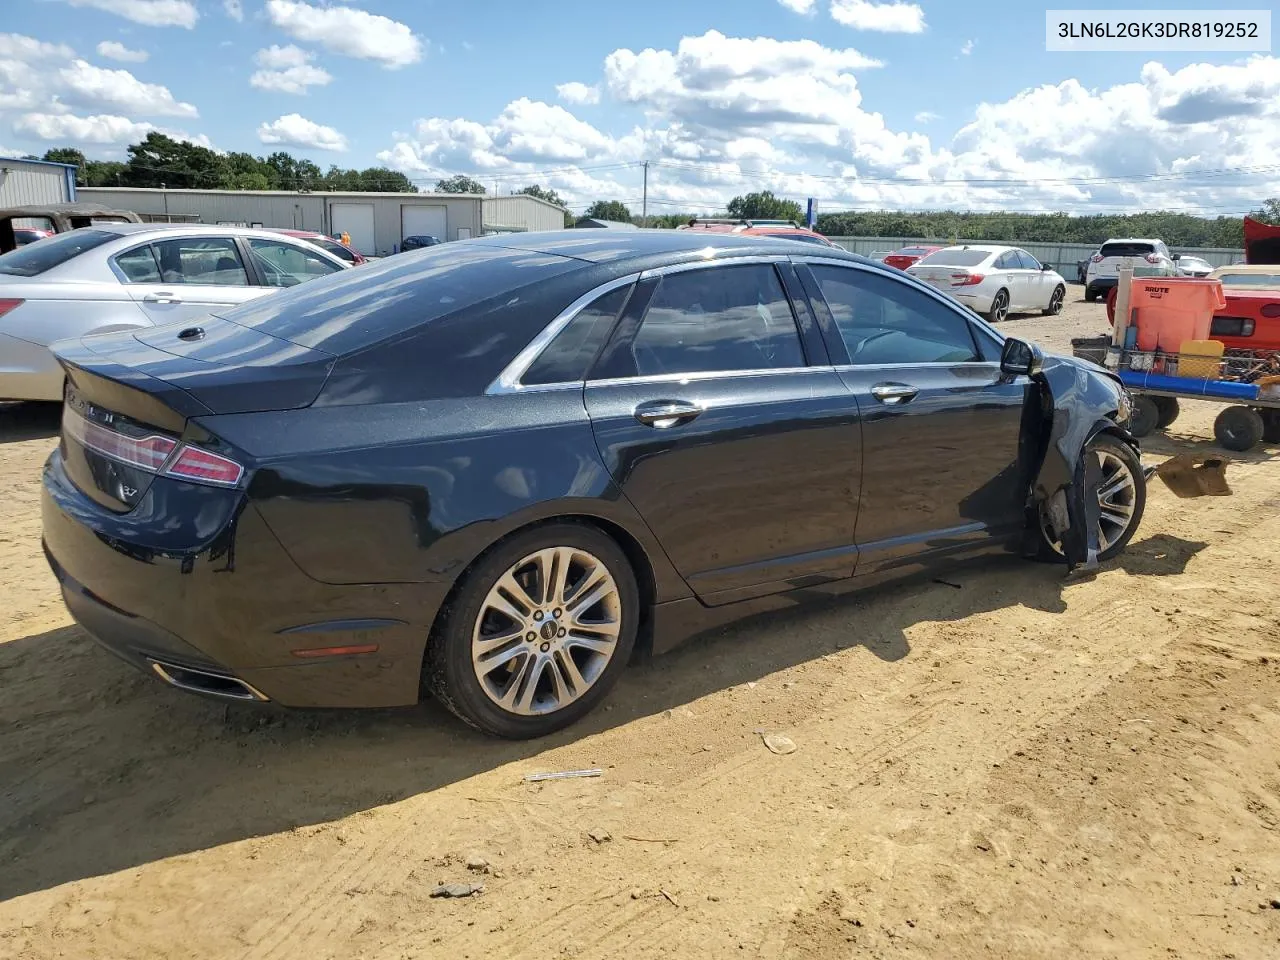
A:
[0,224,348,402]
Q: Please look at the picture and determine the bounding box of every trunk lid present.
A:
[52,317,335,512]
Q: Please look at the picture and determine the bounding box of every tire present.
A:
[1153,396,1180,429]
[1042,284,1066,316]
[986,289,1010,323]
[1084,286,1098,303]
[1127,395,1160,438]
[425,522,639,739]
[1038,433,1146,563]
[1214,405,1264,452]
[1261,409,1280,444]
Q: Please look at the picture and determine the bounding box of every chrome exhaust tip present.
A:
[149,660,269,702]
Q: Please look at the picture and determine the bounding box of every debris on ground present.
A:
[465,855,490,873]
[431,882,485,898]
[762,733,797,755]
[1156,454,1232,498]
[588,829,612,844]
[524,768,603,783]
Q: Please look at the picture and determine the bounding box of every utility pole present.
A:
[641,160,648,228]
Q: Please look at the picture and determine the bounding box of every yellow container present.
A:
[1177,339,1224,380]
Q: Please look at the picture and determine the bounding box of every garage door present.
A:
[330,203,375,255]
[401,204,447,244]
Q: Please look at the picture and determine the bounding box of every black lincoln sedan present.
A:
[41,230,1144,738]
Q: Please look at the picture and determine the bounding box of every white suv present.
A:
[1084,238,1176,302]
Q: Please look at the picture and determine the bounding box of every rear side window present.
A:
[917,248,989,268]
[0,228,116,277]
[810,265,979,366]
[523,285,629,385]
[994,251,1019,269]
[152,237,248,286]
[1100,242,1156,258]
[114,245,162,283]
[627,265,804,377]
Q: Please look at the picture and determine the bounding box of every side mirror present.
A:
[1040,262,1052,271]
[1000,337,1044,377]
[1172,253,1181,261]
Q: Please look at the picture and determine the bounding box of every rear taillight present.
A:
[1090,255,1103,263]
[161,446,244,487]
[62,405,176,471]
[0,297,25,319]
[951,273,984,286]
[1261,304,1280,319]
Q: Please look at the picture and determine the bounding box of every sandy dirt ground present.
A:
[3,285,1280,959]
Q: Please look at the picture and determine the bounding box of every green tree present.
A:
[357,167,414,192]
[436,174,486,194]
[727,191,803,223]
[518,184,568,208]
[123,132,230,189]
[1254,199,1280,225]
[42,147,85,167]
[584,200,632,222]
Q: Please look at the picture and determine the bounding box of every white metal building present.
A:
[78,187,567,256]
[0,156,77,207]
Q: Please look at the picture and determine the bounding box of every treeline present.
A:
[812,210,1251,248]
[39,134,415,193]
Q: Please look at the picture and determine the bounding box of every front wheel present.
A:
[425,523,639,739]
[1043,284,1066,316]
[986,289,1010,323]
[1039,433,1146,563]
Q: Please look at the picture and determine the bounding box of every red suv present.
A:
[677,218,836,248]
[268,229,367,265]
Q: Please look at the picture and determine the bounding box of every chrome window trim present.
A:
[586,365,836,389]
[486,273,641,395]
[636,253,791,280]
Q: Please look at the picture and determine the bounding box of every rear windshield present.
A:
[1099,241,1156,258]
[219,243,581,354]
[917,248,990,267]
[0,228,116,276]
[897,247,933,256]
[1217,272,1280,287]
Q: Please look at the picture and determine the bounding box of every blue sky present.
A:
[2,1,1276,214]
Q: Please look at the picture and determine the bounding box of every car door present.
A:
[1016,249,1051,308]
[582,259,864,606]
[994,250,1032,310]
[121,236,264,326]
[796,259,1032,577]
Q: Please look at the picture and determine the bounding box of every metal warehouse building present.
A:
[0,156,76,206]
[78,187,567,256]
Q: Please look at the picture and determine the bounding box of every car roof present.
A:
[1209,264,1280,274]
[268,228,322,238]
[1101,238,1161,244]
[930,244,1014,254]
[464,228,864,266]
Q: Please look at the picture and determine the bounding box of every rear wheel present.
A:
[1153,396,1180,429]
[986,289,1010,323]
[1039,433,1145,563]
[1127,395,1160,438]
[425,523,639,739]
[1043,284,1066,316]
[1084,286,1098,303]
[1214,406,1264,452]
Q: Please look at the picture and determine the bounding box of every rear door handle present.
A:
[633,399,703,428]
[870,383,919,405]
[143,292,183,304]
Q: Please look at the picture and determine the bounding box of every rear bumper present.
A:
[0,333,63,401]
[953,290,995,313]
[1086,277,1118,294]
[41,448,446,709]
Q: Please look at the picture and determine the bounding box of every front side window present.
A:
[311,237,357,263]
[151,237,248,286]
[1016,250,1041,270]
[523,285,630,385]
[626,264,805,377]
[248,238,343,287]
[810,265,979,366]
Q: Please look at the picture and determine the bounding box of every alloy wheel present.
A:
[470,547,622,716]
[1040,449,1138,555]
[1048,286,1064,314]
[990,291,1009,323]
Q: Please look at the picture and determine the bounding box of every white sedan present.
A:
[906,244,1067,323]
[0,224,348,402]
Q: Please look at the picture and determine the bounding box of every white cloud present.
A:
[59,59,197,117]
[15,111,155,143]
[461,41,474,52]
[556,81,600,105]
[778,0,817,13]
[250,45,333,94]
[960,39,974,56]
[61,0,198,29]
[257,113,348,151]
[96,40,149,63]
[223,0,244,21]
[914,110,939,123]
[265,0,423,68]
[829,0,926,33]
[0,34,76,61]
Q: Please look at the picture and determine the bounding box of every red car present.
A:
[678,218,837,247]
[268,228,367,265]
[882,245,941,270]
[14,226,53,246]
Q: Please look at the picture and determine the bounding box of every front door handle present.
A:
[143,292,183,304]
[633,399,703,428]
[870,382,919,405]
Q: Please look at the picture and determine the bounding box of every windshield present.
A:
[311,237,357,263]
[1216,272,1280,287]
[0,228,117,277]
[896,247,933,256]
[916,248,991,267]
